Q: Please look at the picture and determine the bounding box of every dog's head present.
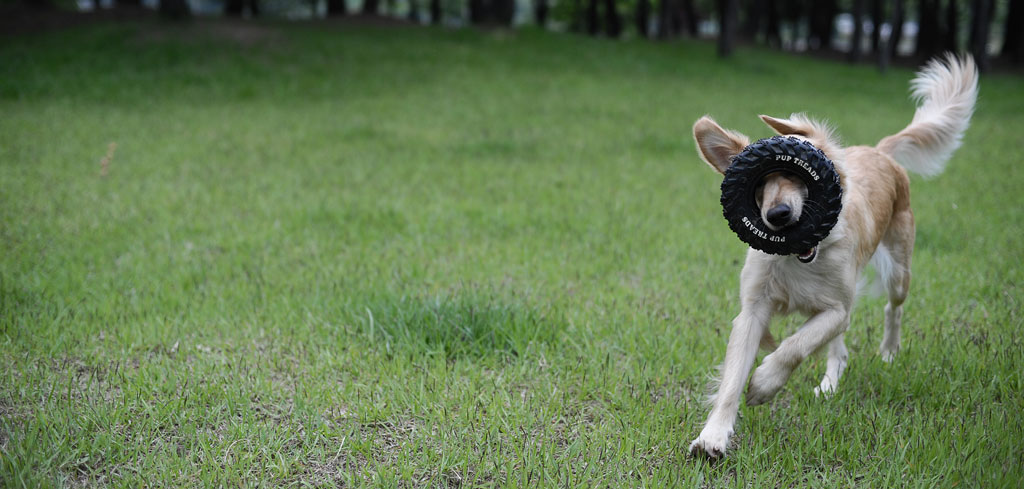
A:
[693,114,841,262]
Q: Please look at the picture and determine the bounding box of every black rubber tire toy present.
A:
[720,136,843,255]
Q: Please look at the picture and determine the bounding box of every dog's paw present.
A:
[880,348,898,363]
[814,373,839,397]
[746,361,790,406]
[814,382,836,398]
[689,426,732,459]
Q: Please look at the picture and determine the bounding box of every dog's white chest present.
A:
[749,251,853,315]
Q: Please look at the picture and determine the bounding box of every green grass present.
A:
[1,19,1022,488]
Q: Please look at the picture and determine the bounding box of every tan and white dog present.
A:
[689,54,978,458]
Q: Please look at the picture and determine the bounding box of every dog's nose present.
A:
[766,204,792,227]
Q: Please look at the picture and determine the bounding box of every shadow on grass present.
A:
[357,291,561,360]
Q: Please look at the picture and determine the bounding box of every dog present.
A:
[688,53,978,458]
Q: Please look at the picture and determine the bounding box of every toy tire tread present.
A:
[720,136,843,255]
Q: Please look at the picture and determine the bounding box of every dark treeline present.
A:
[27,0,1022,68]
[702,0,1015,70]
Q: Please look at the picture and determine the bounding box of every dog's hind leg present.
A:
[814,333,849,396]
[878,209,915,362]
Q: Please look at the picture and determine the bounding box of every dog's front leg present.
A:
[746,307,849,405]
[689,300,771,458]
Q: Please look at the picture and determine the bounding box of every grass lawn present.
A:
[1,19,1022,488]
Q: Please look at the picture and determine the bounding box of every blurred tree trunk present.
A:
[431,0,442,23]
[764,0,780,46]
[408,0,420,21]
[916,0,941,60]
[1002,0,1024,64]
[887,0,904,58]
[718,0,738,56]
[535,0,549,27]
[469,0,482,21]
[779,0,800,34]
[681,0,697,35]
[741,0,762,42]
[942,0,958,52]
[22,0,55,9]
[969,0,991,71]
[657,0,674,38]
[363,0,380,15]
[808,0,836,50]
[869,0,882,53]
[568,0,582,31]
[327,0,347,16]
[159,0,190,18]
[848,0,864,62]
[636,0,650,37]
[658,0,695,38]
[495,0,514,25]
[603,0,622,36]
[470,0,513,24]
[225,0,259,16]
[586,0,599,35]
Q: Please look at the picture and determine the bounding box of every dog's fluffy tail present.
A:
[877,53,979,177]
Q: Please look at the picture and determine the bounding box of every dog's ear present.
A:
[693,116,750,175]
[760,114,842,157]
[759,115,810,136]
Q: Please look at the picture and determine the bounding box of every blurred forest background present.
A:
[4,0,1022,72]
